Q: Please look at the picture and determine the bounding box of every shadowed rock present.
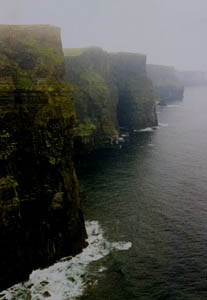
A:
[64,47,157,153]
[0,25,87,291]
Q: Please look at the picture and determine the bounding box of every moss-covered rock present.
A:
[0,25,87,290]
[64,47,119,152]
[147,64,184,105]
[64,47,157,152]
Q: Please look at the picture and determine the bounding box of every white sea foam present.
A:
[159,123,169,127]
[134,127,154,132]
[111,241,132,250]
[1,221,131,300]
[118,137,125,142]
[120,133,129,138]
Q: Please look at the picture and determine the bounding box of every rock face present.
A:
[64,47,157,151]
[64,47,119,152]
[0,25,87,290]
[176,70,207,86]
[147,64,184,105]
[110,53,157,131]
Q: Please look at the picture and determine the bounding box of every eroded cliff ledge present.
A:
[0,25,87,290]
[147,64,184,105]
[64,47,157,152]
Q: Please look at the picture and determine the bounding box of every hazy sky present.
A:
[1,0,207,70]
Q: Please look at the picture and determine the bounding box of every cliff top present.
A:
[147,64,175,71]
[147,64,182,87]
[110,51,146,58]
[64,46,103,57]
[0,24,68,91]
[0,24,60,29]
[64,47,146,59]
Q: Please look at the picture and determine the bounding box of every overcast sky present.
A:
[1,0,207,70]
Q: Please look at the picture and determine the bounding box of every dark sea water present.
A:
[78,86,207,300]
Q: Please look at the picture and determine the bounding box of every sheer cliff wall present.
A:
[64,47,118,151]
[110,53,157,130]
[147,64,184,105]
[0,25,87,290]
[64,47,157,151]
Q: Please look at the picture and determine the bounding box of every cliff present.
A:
[64,47,157,151]
[110,53,157,130]
[64,47,118,152]
[0,25,87,290]
[147,64,184,105]
[176,70,207,86]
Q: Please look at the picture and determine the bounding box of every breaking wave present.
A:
[159,123,169,127]
[1,221,132,300]
[134,127,154,132]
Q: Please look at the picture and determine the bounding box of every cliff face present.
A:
[64,47,157,151]
[64,47,118,152]
[0,25,87,290]
[176,70,207,86]
[147,64,184,105]
[110,53,157,130]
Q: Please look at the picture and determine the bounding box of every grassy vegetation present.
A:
[64,46,103,57]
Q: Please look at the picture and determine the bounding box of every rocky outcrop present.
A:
[0,25,87,290]
[176,70,207,86]
[64,47,157,152]
[147,64,184,105]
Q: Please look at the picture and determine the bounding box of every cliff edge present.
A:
[0,25,87,290]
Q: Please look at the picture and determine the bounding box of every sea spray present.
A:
[159,123,169,127]
[134,127,154,133]
[1,221,132,300]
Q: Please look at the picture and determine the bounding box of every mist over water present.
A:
[77,86,207,299]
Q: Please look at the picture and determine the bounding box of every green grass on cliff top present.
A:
[63,46,103,57]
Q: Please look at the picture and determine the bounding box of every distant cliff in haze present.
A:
[64,47,157,152]
[176,70,207,86]
[147,64,184,105]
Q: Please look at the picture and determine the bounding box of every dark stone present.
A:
[64,47,157,154]
[0,25,87,291]
[42,291,51,298]
[40,281,49,287]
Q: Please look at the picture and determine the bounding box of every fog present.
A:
[1,0,207,70]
